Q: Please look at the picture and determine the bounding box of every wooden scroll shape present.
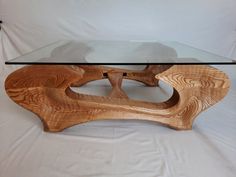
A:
[5,65,230,132]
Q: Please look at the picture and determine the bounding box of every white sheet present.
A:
[1,0,236,176]
[1,0,236,61]
[0,65,236,177]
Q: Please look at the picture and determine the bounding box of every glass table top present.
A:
[5,40,235,64]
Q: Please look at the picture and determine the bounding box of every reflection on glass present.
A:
[6,40,233,64]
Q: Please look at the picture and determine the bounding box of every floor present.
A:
[0,65,235,177]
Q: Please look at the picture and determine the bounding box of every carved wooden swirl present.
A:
[5,65,230,132]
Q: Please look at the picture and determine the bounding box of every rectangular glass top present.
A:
[5,40,235,64]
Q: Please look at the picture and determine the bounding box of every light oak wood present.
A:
[5,65,230,132]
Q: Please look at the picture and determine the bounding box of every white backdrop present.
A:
[1,0,236,61]
[1,1,236,177]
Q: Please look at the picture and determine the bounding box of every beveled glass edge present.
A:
[5,62,236,65]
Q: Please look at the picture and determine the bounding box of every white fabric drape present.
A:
[1,0,236,61]
[0,1,236,177]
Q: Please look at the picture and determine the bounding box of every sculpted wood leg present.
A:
[5,65,230,132]
[71,65,172,87]
[107,72,128,99]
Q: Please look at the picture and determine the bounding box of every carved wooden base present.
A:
[5,65,230,132]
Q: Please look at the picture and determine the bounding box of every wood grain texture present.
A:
[5,65,230,132]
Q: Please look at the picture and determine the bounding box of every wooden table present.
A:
[5,64,230,132]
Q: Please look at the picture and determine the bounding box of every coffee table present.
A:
[5,40,234,132]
